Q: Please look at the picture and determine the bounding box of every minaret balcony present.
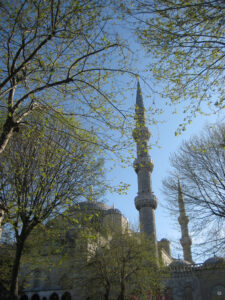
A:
[132,126,150,142]
[178,215,189,226]
[180,236,192,247]
[135,193,158,210]
[133,157,154,173]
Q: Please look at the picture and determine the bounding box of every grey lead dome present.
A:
[105,208,122,215]
[203,256,225,266]
[77,201,111,211]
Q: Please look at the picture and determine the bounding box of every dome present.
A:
[77,201,111,211]
[169,259,191,268]
[160,238,170,243]
[203,256,225,266]
[105,208,122,215]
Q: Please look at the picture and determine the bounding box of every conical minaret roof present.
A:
[136,81,144,109]
[178,179,185,214]
[178,179,193,264]
[135,81,146,127]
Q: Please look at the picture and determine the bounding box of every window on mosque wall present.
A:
[184,286,193,300]
[211,285,225,299]
[20,293,72,300]
[50,293,59,300]
[164,287,173,300]
[31,294,40,300]
[61,292,72,300]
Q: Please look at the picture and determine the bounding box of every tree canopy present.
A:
[163,123,225,257]
[0,112,104,298]
[74,230,163,299]
[0,0,135,154]
[133,0,225,132]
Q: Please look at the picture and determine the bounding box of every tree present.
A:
[0,0,135,154]
[0,243,14,297]
[132,0,225,132]
[0,113,104,299]
[17,200,108,295]
[75,230,163,300]
[162,123,225,256]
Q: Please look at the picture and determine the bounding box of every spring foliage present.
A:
[133,0,225,133]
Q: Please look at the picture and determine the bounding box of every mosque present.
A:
[1,83,225,300]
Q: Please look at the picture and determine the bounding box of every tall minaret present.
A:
[178,179,193,263]
[133,82,158,256]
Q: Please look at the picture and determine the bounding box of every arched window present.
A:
[31,294,40,300]
[20,295,28,300]
[164,287,172,300]
[50,293,59,300]
[61,292,72,300]
[184,286,193,300]
[211,285,225,299]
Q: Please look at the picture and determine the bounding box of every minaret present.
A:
[178,179,193,263]
[133,82,158,256]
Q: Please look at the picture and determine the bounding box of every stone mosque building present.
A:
[1,83,225,300]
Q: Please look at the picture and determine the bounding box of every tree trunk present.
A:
[9,235,26,299]
[104,285,110,300]
[0,117,18,154]
[117,281,125,300]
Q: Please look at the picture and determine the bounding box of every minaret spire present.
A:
[133,81,158,258]
[136,81,144,109]
[178,179,193,263]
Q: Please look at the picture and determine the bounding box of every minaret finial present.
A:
[177,179,193,263]
[133,82,158,261]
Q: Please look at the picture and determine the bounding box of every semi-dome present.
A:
[169,259,191,268]
[203,256,225,266]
